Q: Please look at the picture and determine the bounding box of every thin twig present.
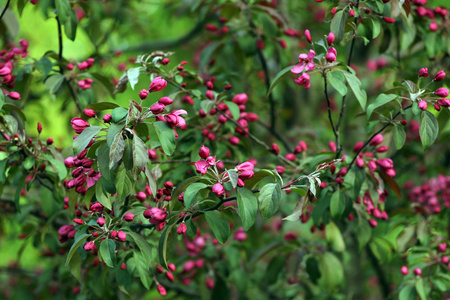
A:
[68,81,83,112]
[347,105,412,171]
[0,0,10,21]
[335,0,360,158]
[56,16,64,74]
[323,73,338,144]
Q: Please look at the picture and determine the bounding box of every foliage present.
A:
[0,0,449,299]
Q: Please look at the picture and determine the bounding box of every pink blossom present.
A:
[291,50,316,74]
[294,73,311,89]
[195,160,210,175]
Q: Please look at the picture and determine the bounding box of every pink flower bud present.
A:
[418,100,427,110]
[117,231,127,242]
[64,157,75,168]
[206,278,215,290]
[97,217,105,226]
[232,93,248,105]
[356,158,364,168]
[239,170,254,180]
[376,146,388,153]
[158,97,173,105]
[139,89,148,100]
[327,32,335,45]
[177,222,187,235]
[199,145,210,159]
[325,52,336,63]
[305,29,312,43]
[284,232,297,242]
[383,17,396,24]
[46,137,54,145]
[401,266,408,275]
[285,153,296,161]
[369,134,383,146]
[143,207,167,224]
[73,218,84,224]
[148,76,167,92]
[78,61,88,70]
[413,268,422,276]
[182,260,195,273]
[160,58,170,65]
[438,99,450,107]
[166,271,174,282]
[337,167,347,177]
[123,213,134,222]
[328,141,337,152]
[275,165,285,174]
[103,113,112,123]
[429,23,438,31]
[438,243,447,252]
[256,39,264,50]
[434,70,445,81]
[435,87,449,98]
[157,284,166,296]
[233,227,247,241]
[418,68,429,77]
[271,143,280,154]
[8,91,20,100]
[353,141,363,152]
[83,108,96,118]
[0,67,11,76]
[84,241,95,251]
[228,136,240,145]
[206,90,214,100]
[385,168,396,177]
[71,118,90,134]
[212,183,225,197]
[349,9,355,17]
[150,103,165,114]
[368,219,377,228]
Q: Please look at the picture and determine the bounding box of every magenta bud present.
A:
[327,32,335,45]
[71,118,90,134]
[418,100,427,110]
[149,76,167,92]
[418,68,428,77]
[139,89,148,100]
[305,29,312,43]
[434,70,445,81]
[176,222,187,235]
[84,241,95,251]
[212,183,225,197]
[228,136,240,145]
[369,134,383,146]
[8,91,20,100]
[199,145,210,159]
[161,58,170,65]
[83,108,96,118]
[158,97,173,105]
[232,93,248,105]
[401,266,408,275]
[117,230,127,242]
[102,113,112,123]
[206,277,215,290]
[97,217,105,226]
[435,87,449,98]
[150,103,165,114]
[123,213,135,222]
[413,268,422,276]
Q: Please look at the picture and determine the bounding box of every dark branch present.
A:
[323,73,338,146]
[56,16,64,74]
[0,0,10,22]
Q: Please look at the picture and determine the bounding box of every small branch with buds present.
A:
[347,105,412,171]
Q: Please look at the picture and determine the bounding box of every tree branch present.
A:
[347,105,412,172]
[0,0,10,22]
[56,16,64,74]
[335,0,360,158]
[323,72,338,146]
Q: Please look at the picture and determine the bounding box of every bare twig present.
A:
[323,73,338,147]
[56,16,64,74]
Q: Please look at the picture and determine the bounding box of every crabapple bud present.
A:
[161,58,170,65]
[349,9,355,17]
[177,222,187,235]
[353,141,364,152]
[84,241,95,251]
[285,153,295,161]
[356,158,364,168]
[418,100,427,110]
[429,23,438,31]
[8,91,20,100]
[376,146,388,153]
[327,32,335,45]
[136,90,148,102]
[150,103,165,114]
[413,268,422,276]
[369,134,383,146]
[46,137,53,145]
[102,113,112,123]
[232,93,248,105]
[401,266,408,275]
[149,77,167,92]
[212,183,225,197]
[228,136,240,145]
[271,143,280,155]
[199,145,210,159]
[383,17,396,23]
[418,68,428,77]
[168,263,176,272]
[83,109,95,118]
[434,70,445,81]
[275,166,285,174]
[157,285,166,296]
[97,217,105,226]
[435,88,449,97]
[123,213,134,222]
[206,278,215,289]
[118,231,127,242]
[305,29,312,43]
[368,219,378,227]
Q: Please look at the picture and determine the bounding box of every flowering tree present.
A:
[0,0,449,299]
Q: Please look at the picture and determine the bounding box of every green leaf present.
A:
[325,222,345,252]
[111,107,128,123]
[154,121,176,156]
[371,18,381,39]
[227,169,239,188]
[132,136,149,177]
[45,74,65,94]
[330,190,345,220]
[224,101,240,120]
[55,0,71,24]
[419,110,438,149]
[283,189,314,221]
[318,252,344,290]
[343,72,367,110]
[98,144,115,193]
[127,67,141,89]
[14,175,26,211]
[65,234,90,267]
[115,268,132,293]
[158,222,177,269]
[73,125,102,155]
[236,188,258,231]
[144,165,158,196]
[393,125,406,150]
[85,102,119,112]
[0,91,4,110]
[100,239,116,268]
[200,100,214,113]
[64,8,78,41]
[399,285,416,300]
[133,251,152,289]
[68,252,82,283]
[170,176,200,210]
[127,232,152,268]
[366,93,398,119]
[204,211,230,244]
[327,71,347,96]
[34,57,53,76]
[267,65,294,96]
[47,156,67,180]
[106,122,124,147]
[330,10,347,42]
[415,278,427,300]
[109,133,125,169]
[184,182,208,208]
[95,181,111,210]
[258,183,282,219]
[23,156,35,169]
[115,168,133,201]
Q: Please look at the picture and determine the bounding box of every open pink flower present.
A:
[291,50,315,74]
[195,160,210,175]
